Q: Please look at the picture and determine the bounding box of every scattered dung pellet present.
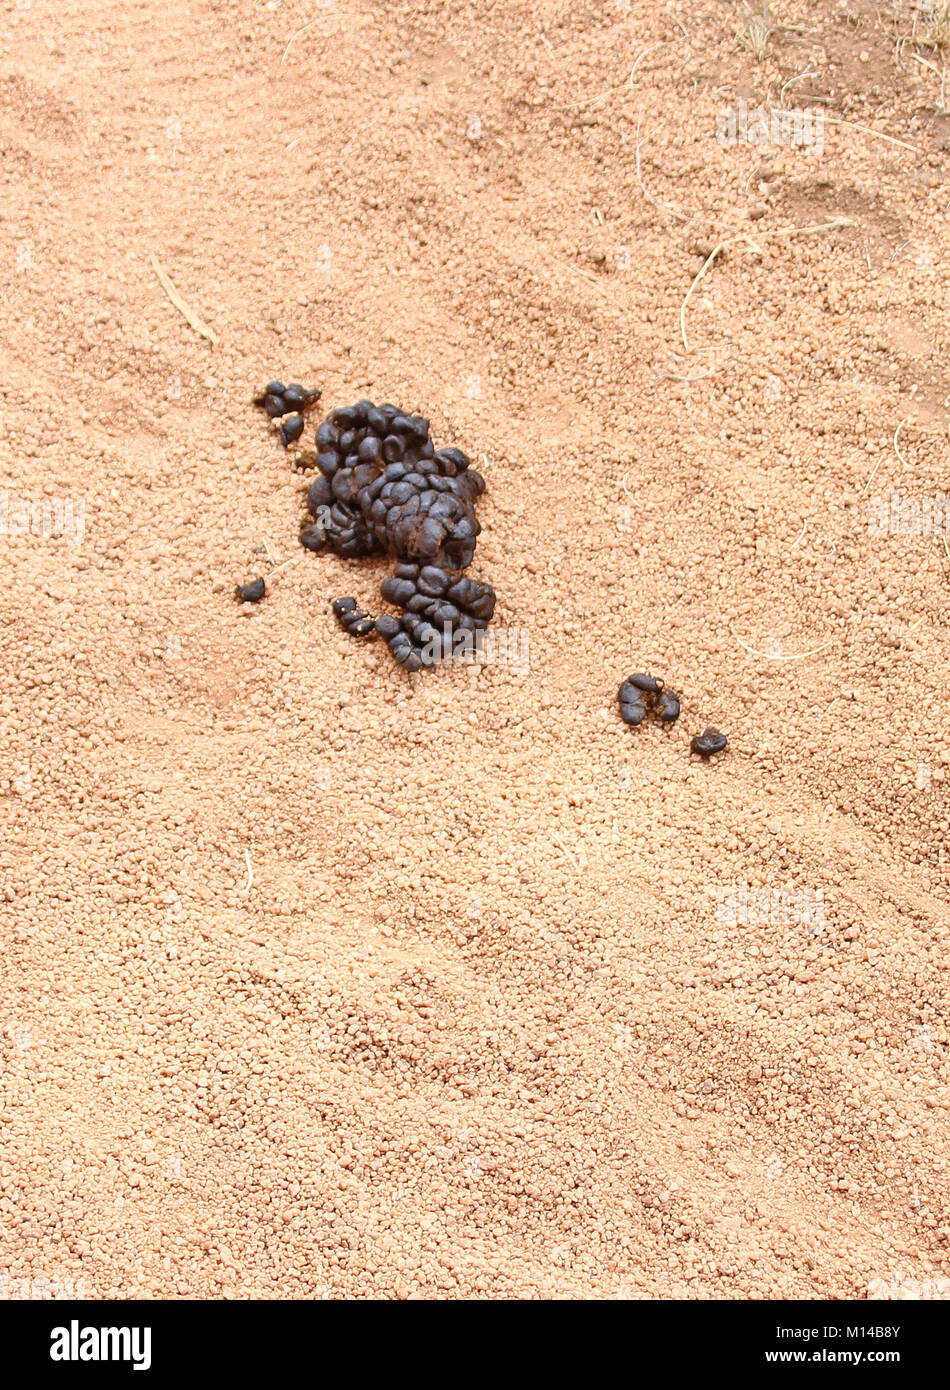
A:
[236,577,266,603]
[691,727,728,757]
[332,597,358,619]
[279,413,304,447]
[656,690,681,723]
[374,615,401,639]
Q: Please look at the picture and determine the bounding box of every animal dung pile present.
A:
[254,388,498,671]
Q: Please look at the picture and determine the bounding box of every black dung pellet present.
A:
[380,576,417,606]
[236,577,266,603]
[374,615,401,639]
[299,525,326,552]
[332,597,357,618]
[619,692,647,726]
[264,393,286,417]
[656,690,681,723]
[627,672,664,695]
[691,728,728,757]
[282,384,306,411]
[279,413,304,446]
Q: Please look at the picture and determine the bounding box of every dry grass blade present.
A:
[734,633,840,662]
[918,2,950,50]
[150,254,218,346]
[737,3,777,61]
[819,114,919,153]
[680,217,854,352]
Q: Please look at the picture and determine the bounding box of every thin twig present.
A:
[635,116,687,223]
[242,849,254,898]
[268,554,300,579]
[551,830,581,872]
[150,255,218,346]
[863,419,907,495]
[820,114,918,154]
[680,218,853,351]
[735,633,840,662]
[281,17,325,66]
[655,366,715,383]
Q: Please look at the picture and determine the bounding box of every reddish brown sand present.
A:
[1,0,949,1300]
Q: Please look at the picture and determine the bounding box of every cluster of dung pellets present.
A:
[376,563,496,669]
[618,673,681,727]
[253,380,322,447]
[331,597,376,639]
[300,400,485,570]
[618,672,728,760]
[290,397,497,670]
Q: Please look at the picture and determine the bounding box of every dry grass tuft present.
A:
[737,3,777,61]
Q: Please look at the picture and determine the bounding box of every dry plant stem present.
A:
[150,255,218,346]
[734,633,840,662]
[863,420,908,495]
[679,218,854,352]
[818,114,919,154]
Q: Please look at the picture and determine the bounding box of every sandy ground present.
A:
[1,0,949,1300]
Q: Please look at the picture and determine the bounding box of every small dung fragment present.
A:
[691,727,728,757]
[236,577,266,603]
[331,596,377,639]
[655,690,681,723]
[618,675,678,727]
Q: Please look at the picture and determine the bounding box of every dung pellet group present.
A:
[251,385,497,671]
[618,671,727,760]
